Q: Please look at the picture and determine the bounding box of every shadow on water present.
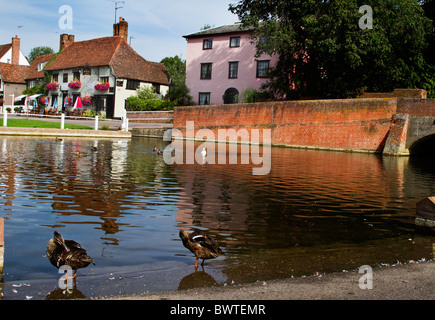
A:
[1,136,435,299]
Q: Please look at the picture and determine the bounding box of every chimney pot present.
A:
[113,18,128,42]
[60,33,74,51]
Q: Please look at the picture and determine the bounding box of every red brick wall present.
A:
[126,111,173,123]
[360,89,427,99]
[173,98,399,152]
[272,99,396,151]
[397,98,435,117]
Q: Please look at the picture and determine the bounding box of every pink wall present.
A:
[185,32,278,105]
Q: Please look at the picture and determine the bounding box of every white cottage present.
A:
[44,18,170,118]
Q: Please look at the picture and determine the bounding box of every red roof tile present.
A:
[25,53,56,80]
[45,36,169,85]
[45,37,121,70]
[0,62,29,84]
[0,44,12,60]
[110,40,169,84]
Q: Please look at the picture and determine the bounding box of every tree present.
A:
[164,84,194,106]
[420,0,435,97]
[160,55,186,85]
[201,24,215,30]
[23,71,51,96]
[421,0,435,66]
[229,0,434,99]
[28,46,55,64]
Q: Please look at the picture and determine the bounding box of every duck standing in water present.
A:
[179,230,225,267]
[46,231,95,280]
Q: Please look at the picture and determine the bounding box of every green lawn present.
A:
[0,119,92,130]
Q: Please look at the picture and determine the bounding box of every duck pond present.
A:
[1,135,435,300]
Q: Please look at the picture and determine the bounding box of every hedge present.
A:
[126,97,176,111]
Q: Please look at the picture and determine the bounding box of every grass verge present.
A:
[0,119,92,130]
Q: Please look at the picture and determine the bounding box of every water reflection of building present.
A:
[0,137,163,241]
[1,138,20,210]
[0,218,4,283]
[173,146,421,252]
[174,149,261,249]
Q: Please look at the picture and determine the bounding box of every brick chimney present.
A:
[113,17,128,41]
[59,33,75,51]
[11,36,20,65]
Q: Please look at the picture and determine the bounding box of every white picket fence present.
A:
[2,110,129,131]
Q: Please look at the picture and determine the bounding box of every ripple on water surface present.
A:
[0,137,435,299]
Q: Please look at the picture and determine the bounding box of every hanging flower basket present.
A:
[46,81,59,90]
[68,78,81,89]
[82,96,92,106]
[94,82,110,91]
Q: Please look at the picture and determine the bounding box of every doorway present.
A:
[223,88,239,104]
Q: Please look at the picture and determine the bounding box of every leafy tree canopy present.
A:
[28,46,55,64]
[160,55,186,85]
[229,0,435,98]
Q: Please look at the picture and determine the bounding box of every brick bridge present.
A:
[172,94,435,156]
[384,99,435,156]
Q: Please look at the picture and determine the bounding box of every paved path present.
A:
[103,260,435,300]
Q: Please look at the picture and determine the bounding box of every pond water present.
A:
[1,135,435,300]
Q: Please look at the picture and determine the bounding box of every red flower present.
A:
[68,79,81,89]
[94,82,110,91]
[46,82,59,90]
[82,96,92,105]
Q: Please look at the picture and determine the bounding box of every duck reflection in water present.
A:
[179,230,225,268]
[178,269,219,291]
[46,281,86,300]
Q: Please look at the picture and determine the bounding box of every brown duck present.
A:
[179,230,225,267]
[46,231,95,279]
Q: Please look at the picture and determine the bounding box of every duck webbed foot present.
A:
[59,269,77,281]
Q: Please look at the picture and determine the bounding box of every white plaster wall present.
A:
[0,48,30,66]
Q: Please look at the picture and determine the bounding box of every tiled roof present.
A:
[0,44,12,59]
[0,62,29,84]
[183,24,255,38]
[45,36,122,71]
[25,53,56,80]
[45,36,169,85]
[110,41,169,85]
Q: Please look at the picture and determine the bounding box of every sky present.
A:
[0,0,239,63]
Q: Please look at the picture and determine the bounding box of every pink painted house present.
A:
[183,24,278,105]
